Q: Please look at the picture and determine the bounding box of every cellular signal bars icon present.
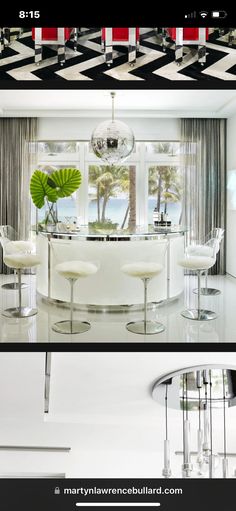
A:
[185,11,196,18]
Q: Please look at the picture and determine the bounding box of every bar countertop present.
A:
[37,225,185,308]
[38,225,187,241]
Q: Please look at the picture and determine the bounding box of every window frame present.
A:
[36,140,181,228]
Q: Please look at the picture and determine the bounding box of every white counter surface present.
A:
[36,231,185,309]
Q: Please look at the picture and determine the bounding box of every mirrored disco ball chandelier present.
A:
[91,92,135,165]
[152,365,236,479]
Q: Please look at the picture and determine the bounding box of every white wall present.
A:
[227,113,236,276]
[38,117,180,141]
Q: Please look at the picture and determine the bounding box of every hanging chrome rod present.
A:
[0,446,71,452]
[175,451,236,457]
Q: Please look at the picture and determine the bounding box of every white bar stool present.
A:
[52,260,98,335]
[121,262,165,335]
[5,241,35,253]
[0,227,35,290]
[2,253,41,318]
[178,256,217,321]
[189,230,224,296]
[3,240,35,290]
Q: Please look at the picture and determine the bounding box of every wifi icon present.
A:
[200,11,208,18]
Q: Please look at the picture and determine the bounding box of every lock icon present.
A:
[54,487,60,495]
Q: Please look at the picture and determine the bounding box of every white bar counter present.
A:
[36,227,185,310]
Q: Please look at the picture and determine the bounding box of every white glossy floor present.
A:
[0,273,236,343]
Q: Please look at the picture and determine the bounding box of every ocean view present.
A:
[38,198,182,226]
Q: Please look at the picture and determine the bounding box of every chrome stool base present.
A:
[1,282,28,290]
[52,320,91,335]
[193,287,221,296]
[2,307,38,318]
[181,309,217,321]
[126,320,165,335]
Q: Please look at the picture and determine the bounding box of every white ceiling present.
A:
[0,352,236,477]
[0,353,45,418]
[1,90,236,117]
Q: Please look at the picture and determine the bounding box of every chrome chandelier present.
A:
[152,365,236,479]
[90,92,135,165]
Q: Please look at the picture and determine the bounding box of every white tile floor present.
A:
[0,273,236,343]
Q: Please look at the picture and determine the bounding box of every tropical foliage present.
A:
[30,167,82,225]
[89,162,182,229]
[89,164,136,229]
[30,168,82,209]
[38,141,77,154]
[148,165,183,221]
[149,141,179,156]
[30,170,58,209]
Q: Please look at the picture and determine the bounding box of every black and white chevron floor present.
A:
[0,28,236,81]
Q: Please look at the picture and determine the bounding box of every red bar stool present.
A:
[162,28,209,65]
[32,28,77,66]
[101,28,140,66]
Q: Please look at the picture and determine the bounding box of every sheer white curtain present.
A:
[0,118,38,272]
[181,118,226,274]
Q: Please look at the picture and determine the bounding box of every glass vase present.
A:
[44,201,58,231]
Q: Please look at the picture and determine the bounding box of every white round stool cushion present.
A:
[178,256,215,271]
[121,262,163,279]
[5,240,35,255]
[55,261,98,279]
[186,244,214,258]
[4,253,41,269]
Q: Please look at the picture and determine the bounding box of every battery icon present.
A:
[211,10,227,18]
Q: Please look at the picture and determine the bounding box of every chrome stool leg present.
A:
[2,269,37,318]
[193,270,221,296]
[181,270,218,321]
[1,269,28,290]
[126,277,165,335]
[52,278,91,334]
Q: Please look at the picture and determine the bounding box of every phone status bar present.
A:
[0,6,234,27]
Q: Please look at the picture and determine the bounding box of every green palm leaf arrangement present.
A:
[30,168,82,207]
[50,168,82,198]
[30,170,58,209]
[30,168,82,226]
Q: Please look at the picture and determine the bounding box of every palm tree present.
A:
[89,165,104,222]
[149,165,182,221]
[89,165,137,229]
[149,166,167,211]
[97,169,120,222]
[118,166,136,230]
[162,167,182,214]
[89,165,129,224]
[128,165,136,229]
[150,142,178,156]
[40,141,76,154]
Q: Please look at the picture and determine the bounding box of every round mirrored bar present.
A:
[36,226,186,311]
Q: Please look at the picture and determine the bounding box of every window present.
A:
[88,164,136,230]
[38,141,78,156]
[35,140,181,230]
[148,165,182,225]
[37,164,78,223]
[36,141,80,228]
[146,142,182,225]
